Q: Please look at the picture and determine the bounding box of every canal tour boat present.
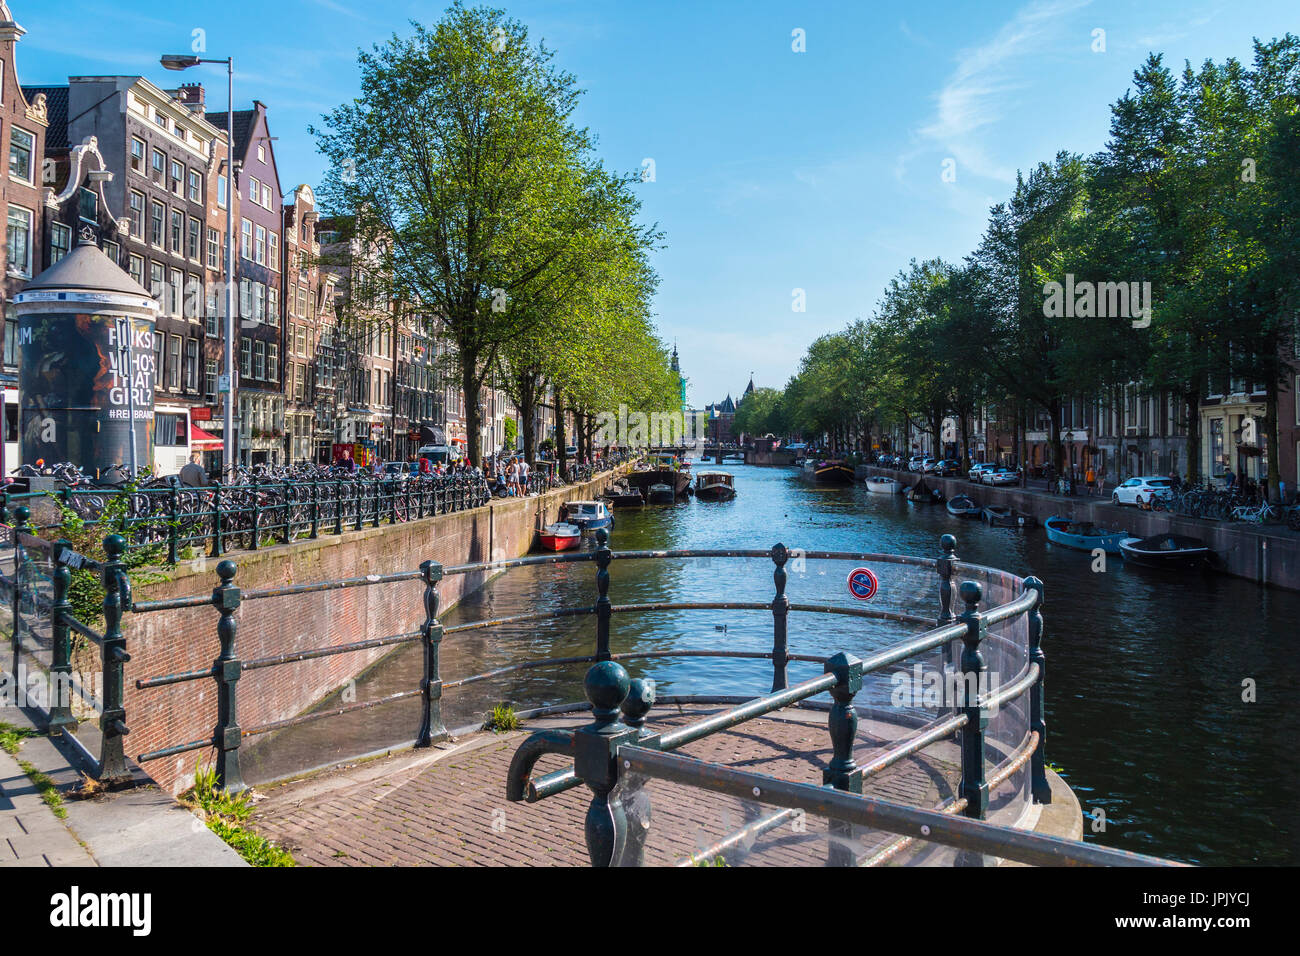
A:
[694,471,737,501]
[538,522,581,552]
[1044,516,1128,554]
[864,476,904,494]
[1118,534,1212,570]
[982,505,1038,527]
[945,494,982,518]
[801,458,855,485]
[561,500,613,534]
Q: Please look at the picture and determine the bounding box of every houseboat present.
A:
[801,458,855,485]
[694,471,737,501]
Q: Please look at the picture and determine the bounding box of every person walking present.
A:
[179,451,208,488]
[1085,464,1096,497]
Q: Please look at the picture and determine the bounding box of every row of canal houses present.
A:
[0,1,527,475]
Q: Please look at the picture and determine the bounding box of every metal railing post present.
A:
[572,660,638,866]
[212,559,245,793]
[416,475,426,519]
[309,476,320,539]
[415,559,447,746]
[937,533,958,711]
[211,481,224,557]
[248,476,261,551]
[0,489,8,526]
[10,505,30,678]
[594,528,612,660]
[354,478,363,531]
[280,481,292,544]
[334,479,344,535]
[770,542,790,692]
[824,651,864,866]
[167,480,180,565]
[49,540,78,735]
[1024,575,1051,804]
[98,534,132,784]
[372,478,381,528]
[618,676,657,866]
[956,580,989,864]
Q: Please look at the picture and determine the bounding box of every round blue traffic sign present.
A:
[847,567,879,601]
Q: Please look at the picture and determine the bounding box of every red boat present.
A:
[539,522,581,552]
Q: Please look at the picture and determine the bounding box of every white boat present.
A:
[864,476,903,495]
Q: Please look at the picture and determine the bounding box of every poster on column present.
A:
[18,312,156,478]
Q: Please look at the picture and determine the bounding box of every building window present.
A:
[268,343,279,383]
[170,209,184,253]
[168,270,183,317]
[205,360,218,401]
[218,174,228,209]
[150,261,164,301]
[168,334,182,390]
[5,205,33,277]
[248,175,259,204]
[129,254,145,287]
[253,340,266,379]
[254,224,266,265]
[185,338,199,391]
[239,278,252,320]
[240,338,251,377]
[154,109,168,130]
[268,286,278,322]
[129,191,145,237]
[8,127,34,183]
[170,161,183,196]
[187,169,202,203]
[188,217,201,260]
[151,149,166,184]
[150,201,165,247]
[103,239,120,266]
[153,332,163,384]
[78,187,97,224]
[253,282,265,322]
[261,183,272,208]
[269,232,279,271]
[207,227,221,269]
[240,219,252,259]
[130,138,147,174]
[257,144,266,163]
[50,223,72,264]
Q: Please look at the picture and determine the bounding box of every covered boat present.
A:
[864,476,903,494]
[1118,534,1211,570]
[625,453,691,498]
[906,480,943,503]
[801,458,855,485]
[562,500,613,533]
[538,522,581,552]
[1044,516,1127,554]
[983,505,1037,527]
[694,471,737,501]
[945,494,981,518]
[646,483,676,504]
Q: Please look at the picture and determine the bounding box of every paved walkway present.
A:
[249,706,966,866]
[0,705,244,867]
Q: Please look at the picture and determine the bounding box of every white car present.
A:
[969,463,996,482]
[1112,476,1175,507]
[982,468,1019,486]
[907,456,925,472]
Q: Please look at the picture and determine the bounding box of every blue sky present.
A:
[13,0,1297,406]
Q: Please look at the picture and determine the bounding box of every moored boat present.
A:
[1044,516,1127,554]
[802,458,855,484]
[983,505,1037,527]
[906,480,943,503]
[646,483,676,504]
[945,494,981,518]
[625,453,691,498]
[538,522,581,552]
[694,471,737,501]
[1118,534,1211,570]
[864,476,903,495]
[562,500,613,533]
[604,488,644,507]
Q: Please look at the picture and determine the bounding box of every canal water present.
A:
[242,463,1300,865]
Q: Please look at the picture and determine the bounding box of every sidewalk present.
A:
[0,705,245,867]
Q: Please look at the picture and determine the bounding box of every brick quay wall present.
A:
[123,466,630,794]
[863,467,1300,592]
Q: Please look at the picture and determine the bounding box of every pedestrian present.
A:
[1224,468,1235,492]
[179,451,207,488]
[1085,464,1095,497]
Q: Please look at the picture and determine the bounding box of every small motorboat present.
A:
[983,505,1038,527]
[1118,534,1211,570]
[864,477,903,495]
[694,471,737,501]
[538,522,581,552]
[945,494,981,518]
[562,500,613,533]
[1044,516,1127,554]
[646,483,676,505]
[906,480,943,503]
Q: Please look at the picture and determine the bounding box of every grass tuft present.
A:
[484,703,520,733]
[0,721,37,755]
[181,763,295,867]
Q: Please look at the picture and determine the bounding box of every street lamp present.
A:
[162,53,236,479]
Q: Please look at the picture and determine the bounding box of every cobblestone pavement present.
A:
[249,706,963,866]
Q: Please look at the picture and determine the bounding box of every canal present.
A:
[242,462,1300,866]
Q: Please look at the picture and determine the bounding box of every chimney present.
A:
[175,82,205,111]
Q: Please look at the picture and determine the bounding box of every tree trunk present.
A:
[461,352,482,468]
[1183,391,1201,483]
[1266,379,1281,503]
[555,392,568,477]
[517,372,537,466]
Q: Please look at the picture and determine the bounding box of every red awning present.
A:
[191,423,223,447]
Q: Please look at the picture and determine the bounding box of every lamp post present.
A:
[161,54,236,479]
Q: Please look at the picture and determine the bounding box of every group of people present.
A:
[485,457,532,497]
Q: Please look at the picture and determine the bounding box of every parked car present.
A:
[1112,476,1175,508]
[907,455,925,472]
[921,458,940,473]
[969,463,997,482]
[983,468,1020,486]
[936,459,962,477]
